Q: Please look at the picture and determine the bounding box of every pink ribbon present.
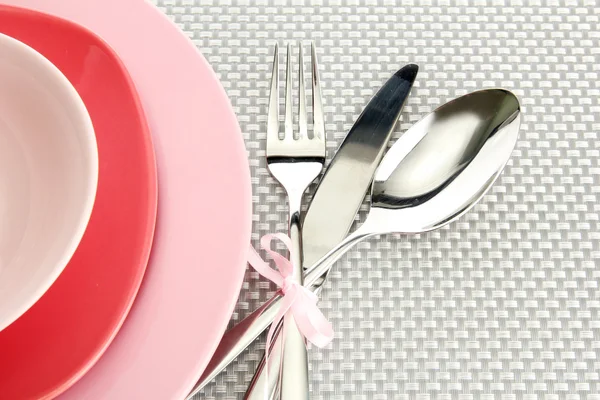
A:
[247,233,334,392]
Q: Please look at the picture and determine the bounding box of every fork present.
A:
[263,42,325,400]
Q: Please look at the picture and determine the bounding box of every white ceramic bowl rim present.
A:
[0,32,98,331]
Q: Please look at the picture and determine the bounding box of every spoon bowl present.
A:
[368,88,520,234]
[305,88,521,285]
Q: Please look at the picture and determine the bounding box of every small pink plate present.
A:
[3,1,253,399]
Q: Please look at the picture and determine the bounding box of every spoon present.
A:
[303,88,521,286]
[187,88,521,397]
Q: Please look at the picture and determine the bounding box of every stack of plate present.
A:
[0,2,252,399]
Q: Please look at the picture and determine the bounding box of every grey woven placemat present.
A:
[152,1,600,398]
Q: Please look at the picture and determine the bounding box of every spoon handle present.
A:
[187,229,372,399]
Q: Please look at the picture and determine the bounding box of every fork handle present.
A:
[277,210,310,400]
[245,286,326,400]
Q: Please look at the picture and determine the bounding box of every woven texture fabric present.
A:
[152,1,600,398]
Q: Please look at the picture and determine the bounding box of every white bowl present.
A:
[0,33,98,331]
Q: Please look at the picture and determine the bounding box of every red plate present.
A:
[0,6,157,399]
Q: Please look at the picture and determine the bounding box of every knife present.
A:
[186,64,419,400]
[243,64,419,399]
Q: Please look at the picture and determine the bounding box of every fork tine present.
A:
[284,43,294,141]
[267,43,279,143]
[298,43,308,140]
[311,41,325,142]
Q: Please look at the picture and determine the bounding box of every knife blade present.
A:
[303,63,419,267]
[242,64,419,399]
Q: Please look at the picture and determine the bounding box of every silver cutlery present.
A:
[187,88,520,399]
[245,64,419,400]
[263,42,325,400]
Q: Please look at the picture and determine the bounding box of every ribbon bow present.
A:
[247,233,334,393]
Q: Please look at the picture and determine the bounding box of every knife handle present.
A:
[244,320,283,400]
[187,229,368,399]
[186,294,284,399]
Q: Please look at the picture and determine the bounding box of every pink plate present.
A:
[2,1,253,399]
